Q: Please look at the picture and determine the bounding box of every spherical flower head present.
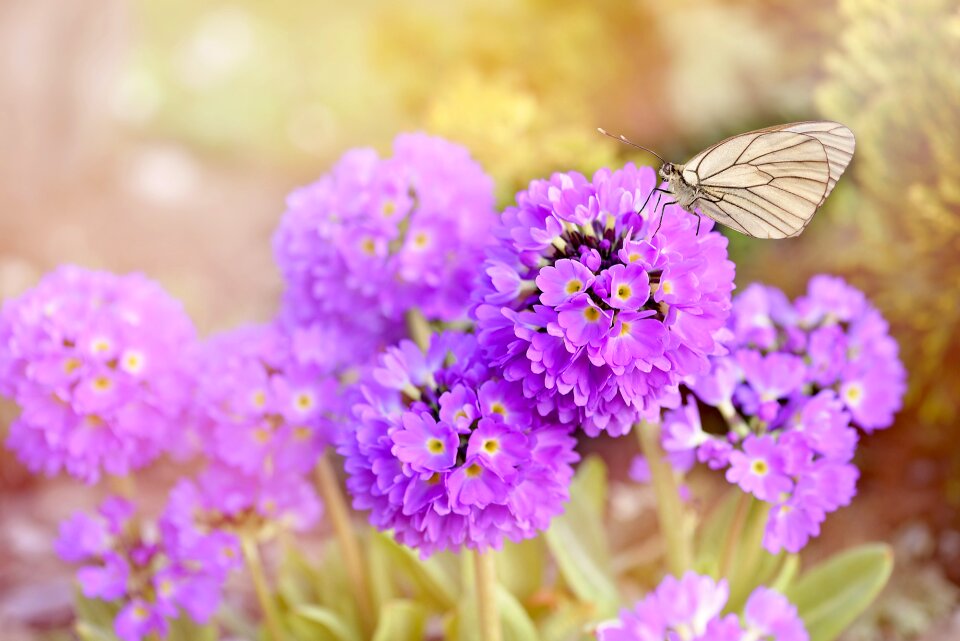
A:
[57,496,240,641]
[273,132,497,365]
[674,275,904,553]
[472,164,735,437]
[339,330,578,556]
[0,265,197,483]
[596,572,807,641]
[194,323,346,481]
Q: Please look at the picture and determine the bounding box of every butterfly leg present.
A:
[651,189,674,237]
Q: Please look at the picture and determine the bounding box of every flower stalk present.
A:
[241,535,286,641]
[474,551,502,641]
[636,420,692,575]
[314,449,375,632]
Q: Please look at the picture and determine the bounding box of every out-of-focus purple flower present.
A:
[0,266,196,483]
[340,331,578,556]
[272,133,497,366]
[57,496,240,641]
[672,276,905,553]
[596,572,807,641]
[194,323,344,480]
[726,435,793,502]
[744,587,809,641]
[472,165,735,437]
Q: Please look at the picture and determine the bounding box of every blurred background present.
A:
[1,0,959,638]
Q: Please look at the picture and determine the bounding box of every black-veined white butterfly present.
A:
[598,122,855,239]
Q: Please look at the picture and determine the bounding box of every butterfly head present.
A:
[658,163,678,180]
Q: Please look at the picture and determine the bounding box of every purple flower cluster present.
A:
[273,132,497,366]
[597,572,807,641]
[340,331,578,555]
[190,323,335,530]
[661,276,906,552]
[0,266,196,483]
[57,497,240,641]
[472,165,735,437]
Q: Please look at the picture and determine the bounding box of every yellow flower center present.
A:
[361,237,377,255]
[583,306,601,322]
[92,375,113,392]
[454,409,468,420]
[489,401,506,416]
[427,438,445,454]
[294,393,314,411]
[293,426,312,441]
[382,200,396,217]
[843,383,863,405]
[616,284,632,300]
[661,280,674,295]
[565,279,583,294]
[426,472,441,486]
[750,459,769,476]
[465,463,483,478]
[121,351,144,374]
[413,232,430,249]
[482,439,500,454]
[62,357,81,374]
[619,322,632,337]
[251,390,267,408]
[91,338,111,354]
[132,605,149,621]
[253,427,272,444]
[627,252,641,263]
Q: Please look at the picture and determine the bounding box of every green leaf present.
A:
[545,456,619,618]
[372,600,428,641]
[498,586,540,641]
[166,616,219,641]
[372,531,459,609]
[785,543,894,641]
[294,604,361,641]
[494,538,546,602]
[74,590,120,632]
[694,489,742,575]
[75,622,117,641]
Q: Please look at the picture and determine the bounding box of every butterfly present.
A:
[598,121,855,239]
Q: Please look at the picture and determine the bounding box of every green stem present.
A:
[241,535,286,641]
[719,491,751,579]
[474,551,502,641]
[636,420,693,576]
[405,308,432,351]
[315,449,375,633]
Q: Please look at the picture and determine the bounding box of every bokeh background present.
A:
[1,0,959,638]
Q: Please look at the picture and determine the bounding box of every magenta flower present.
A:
[668,276,904,553]
[472,164,735,437]
[597,572,807,641]
[56,496,240,641]
[340,331,578,555]
[0,266,196,483]
[726,435,793,502]
[273,133,497,366]
[194,323,344,482]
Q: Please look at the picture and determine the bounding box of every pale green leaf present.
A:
[294,604,361,641]
[785,543,894,641]
[498,586,540,641]
[494,538,546,602]
[372,600,428,641]
[545,456,619,617]
[372,532,459,609]
[75,622,117,641]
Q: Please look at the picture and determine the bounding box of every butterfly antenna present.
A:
[597,128,666,164]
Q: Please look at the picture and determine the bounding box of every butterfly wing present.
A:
[679,125,847,239]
